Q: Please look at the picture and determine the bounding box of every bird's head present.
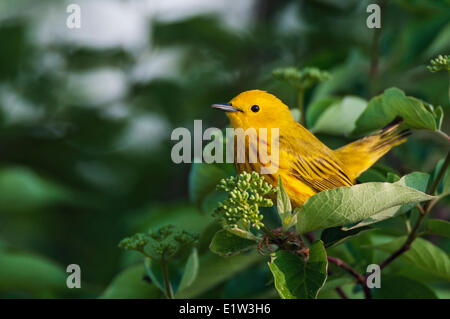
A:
[211,90,294,129]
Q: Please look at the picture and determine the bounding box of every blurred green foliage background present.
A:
[0,0,449,298]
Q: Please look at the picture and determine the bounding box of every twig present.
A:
[335,287,349,299]
[327,256,372,299]
[328,268,349,299]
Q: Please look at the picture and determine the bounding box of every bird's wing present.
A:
[279,133,353,192]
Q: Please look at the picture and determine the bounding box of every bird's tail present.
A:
[334,117,411,181]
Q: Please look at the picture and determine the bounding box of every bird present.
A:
[211,90,410,208]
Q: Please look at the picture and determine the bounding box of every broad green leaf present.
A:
[344,172,430,230]
[297,182,434,234]
[352,95,390,135]
[376,237,450,280]
[374,275,438,299]
[321,226,372,248]
[176,251,261,298]
[188,162,230,210]
[100,264,162,298]
[311,96,367,136]
[0,250,67,297]
[306,97,340,128]
[397,172,430,193]
[210,230,256,257]
[268,241,328,299]
[382,89,436,130]
[177,248,199,292]
[426,219,450,238]
[353,87,437,135]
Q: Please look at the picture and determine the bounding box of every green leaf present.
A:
[177,248,199,292]
[210,230,256,257]
[100,264,162,298]
[433,105,444,130]
[144,258,175,296]
[382,88,436,130]
[376,237,450,280]
[397,172,430,193]
[297,182,434,234]
[268,241,328,299]
[0,250,67,297]
[306,97,340,129]
[441,159,450,195]
[357,165,398,183]
[277,176,292,220]
[321,226,372,248]
[277,176,298,231]
[226,226,259,241]
[374,275,438,299]
[426,219,450,238]
[311,96,367,136]
[353,95,389,135]
[353,87,437,135]
[188,163,230,210]
[344,172,430,230]
[176,251,261,298]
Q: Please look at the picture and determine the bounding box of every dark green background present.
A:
[0,0,448,298]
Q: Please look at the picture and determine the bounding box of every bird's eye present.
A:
[251,105,260,113]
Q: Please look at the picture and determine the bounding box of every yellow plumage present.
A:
[212,90,410,208]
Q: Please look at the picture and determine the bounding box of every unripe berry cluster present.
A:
[118,225,198,260]
[214,171,276,231]
[427,55,450,72]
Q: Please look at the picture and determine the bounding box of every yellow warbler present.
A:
[212,90,410,208]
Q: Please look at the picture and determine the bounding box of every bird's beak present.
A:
[211,103,242,113]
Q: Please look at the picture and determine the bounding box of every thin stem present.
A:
[380,213,425,269]
[297,89,305,126]
[428,149,450,196]
[335,287,349,299]
[160,255,173,299]
[261,225,278,241]
[380,150,450,270]
[327,256,372,299]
